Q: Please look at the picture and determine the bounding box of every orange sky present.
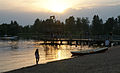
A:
[0,0,120,25]
[0,0,120,13]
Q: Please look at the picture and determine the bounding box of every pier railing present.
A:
[37,35,120,40]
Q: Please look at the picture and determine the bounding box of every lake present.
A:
[0,40,97,72]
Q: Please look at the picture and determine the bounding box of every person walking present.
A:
[35,49,39,65]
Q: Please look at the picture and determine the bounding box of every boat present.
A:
[0,35,18,40]
[71,47,108,55]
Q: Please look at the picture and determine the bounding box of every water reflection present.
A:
[8,41,19,49]
[0,40,99,72]
[44,45,57,60]
[43,45,71,61]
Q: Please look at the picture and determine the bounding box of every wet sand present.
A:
[5,46,120,73]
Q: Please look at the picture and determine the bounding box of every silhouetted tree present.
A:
[117,16,120,34]
[0,21,20,36]
[91,15,103,35]
[76,17,90,34]
[76,17,82,34]
[65,16,76,34]
[81,17,90,34]
[1,15,120,37]
[104,17,115,34]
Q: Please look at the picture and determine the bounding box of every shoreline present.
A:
[3,58,74,73]
[5,46,120,73]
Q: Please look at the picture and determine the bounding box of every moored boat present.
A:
[71,47,108,55]
[0,36,18,40]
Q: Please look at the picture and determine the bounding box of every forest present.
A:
[0,15,120,37]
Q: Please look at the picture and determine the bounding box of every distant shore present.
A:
[5,46,120,73]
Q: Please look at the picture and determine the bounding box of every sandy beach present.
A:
[5,46,120,73]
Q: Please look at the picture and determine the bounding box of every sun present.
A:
[48,4,66,13]
[42,0,69,13]
[33,0,71,13]
[30,0,82,13]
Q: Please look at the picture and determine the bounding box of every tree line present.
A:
[0,15,120,36]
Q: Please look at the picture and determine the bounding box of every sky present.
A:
[0,0,120,25]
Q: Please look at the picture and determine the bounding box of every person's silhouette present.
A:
[35,49,39,65]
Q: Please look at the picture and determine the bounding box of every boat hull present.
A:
[71,47,108,56]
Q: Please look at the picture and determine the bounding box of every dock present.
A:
[19,34,120,46]
[39,38,120,46]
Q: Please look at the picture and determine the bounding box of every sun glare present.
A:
[41,0,69,13]
[48,4,66,13]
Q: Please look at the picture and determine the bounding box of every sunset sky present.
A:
[0,0,120,25]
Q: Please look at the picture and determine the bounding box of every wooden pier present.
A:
[19,34,120,46]
[39,38,120,46]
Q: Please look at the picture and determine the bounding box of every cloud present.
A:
[73,0,120,10]
[0,0,42,12]
[0,0,120,12]
[0,0,120,25]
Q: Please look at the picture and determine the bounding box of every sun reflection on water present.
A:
[57,50,61,60]
[0,40,99,72]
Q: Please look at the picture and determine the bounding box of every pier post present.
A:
[76,41,78,45]
[44,40,47,44]
[60,40,63,45]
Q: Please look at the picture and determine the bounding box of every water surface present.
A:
[0,40,96,72]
